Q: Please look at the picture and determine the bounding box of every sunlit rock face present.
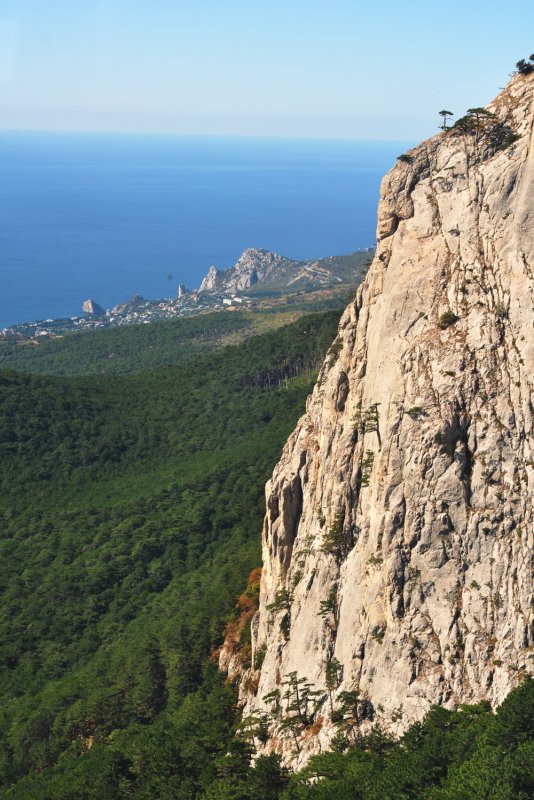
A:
[225,72,534,766]
[198,249,295,292]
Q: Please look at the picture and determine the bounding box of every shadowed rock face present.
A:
[226,72,534,766]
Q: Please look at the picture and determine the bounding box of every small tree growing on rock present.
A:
[321,510,357,563]
[277,672,323,751]
[324,657,344,716]
[439,109,454,129]
[332,689,362,739]
[516,56,534,75]
[319,584,339,631]
[266,587,293,640]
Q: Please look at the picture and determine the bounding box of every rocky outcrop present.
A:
[110,294,146,315]
[229,72,534,765]
[82,299,105,316]
[199,266,222,292]
[198,249,300,293]
[225,249,292,291]
[198,248,370,295]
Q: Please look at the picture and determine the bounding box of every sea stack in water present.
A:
[222,70,534,765]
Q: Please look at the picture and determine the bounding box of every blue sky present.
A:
[0,0,533,139]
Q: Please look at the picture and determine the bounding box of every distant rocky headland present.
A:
[198,247,365,293]
[2,248,372,340]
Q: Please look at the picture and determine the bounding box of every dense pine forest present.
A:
[0,309,304,377]
[0,311,337,797]
[0,309,532,799]
[203,679,534,800]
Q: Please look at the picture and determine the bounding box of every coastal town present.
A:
[0,287,252,341]
[1,247,372,341]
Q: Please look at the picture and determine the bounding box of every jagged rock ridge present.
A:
[198,247,370,294]
[225,72,534,765]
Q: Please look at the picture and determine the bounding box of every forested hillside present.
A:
[202,678,534,800]
[0,309,305,377]
[1,307,532,799]
[0,311,339,798]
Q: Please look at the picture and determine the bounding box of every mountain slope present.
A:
[0,309,306,376]
[233,71,534,764]
[0,312,340,797]
[198,248,371,294]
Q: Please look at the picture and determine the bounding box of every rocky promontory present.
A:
[224,70,534,766]
[198,247,370,295]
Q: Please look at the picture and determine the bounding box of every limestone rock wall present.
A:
[231,72,534,765]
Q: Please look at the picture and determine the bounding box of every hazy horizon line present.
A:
[0,126,418,145]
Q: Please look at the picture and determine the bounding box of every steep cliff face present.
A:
[234,73,534,764]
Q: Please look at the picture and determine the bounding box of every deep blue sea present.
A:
[0,132,411,328]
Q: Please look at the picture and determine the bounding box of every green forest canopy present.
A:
[0,307,532,799]
[0,310,339,797]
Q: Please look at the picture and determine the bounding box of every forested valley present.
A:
[0,311,337,797]
[0,308,532,799]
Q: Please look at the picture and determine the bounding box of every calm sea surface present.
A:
[0,132,411,328]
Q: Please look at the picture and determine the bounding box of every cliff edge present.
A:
[226,71,534,765]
